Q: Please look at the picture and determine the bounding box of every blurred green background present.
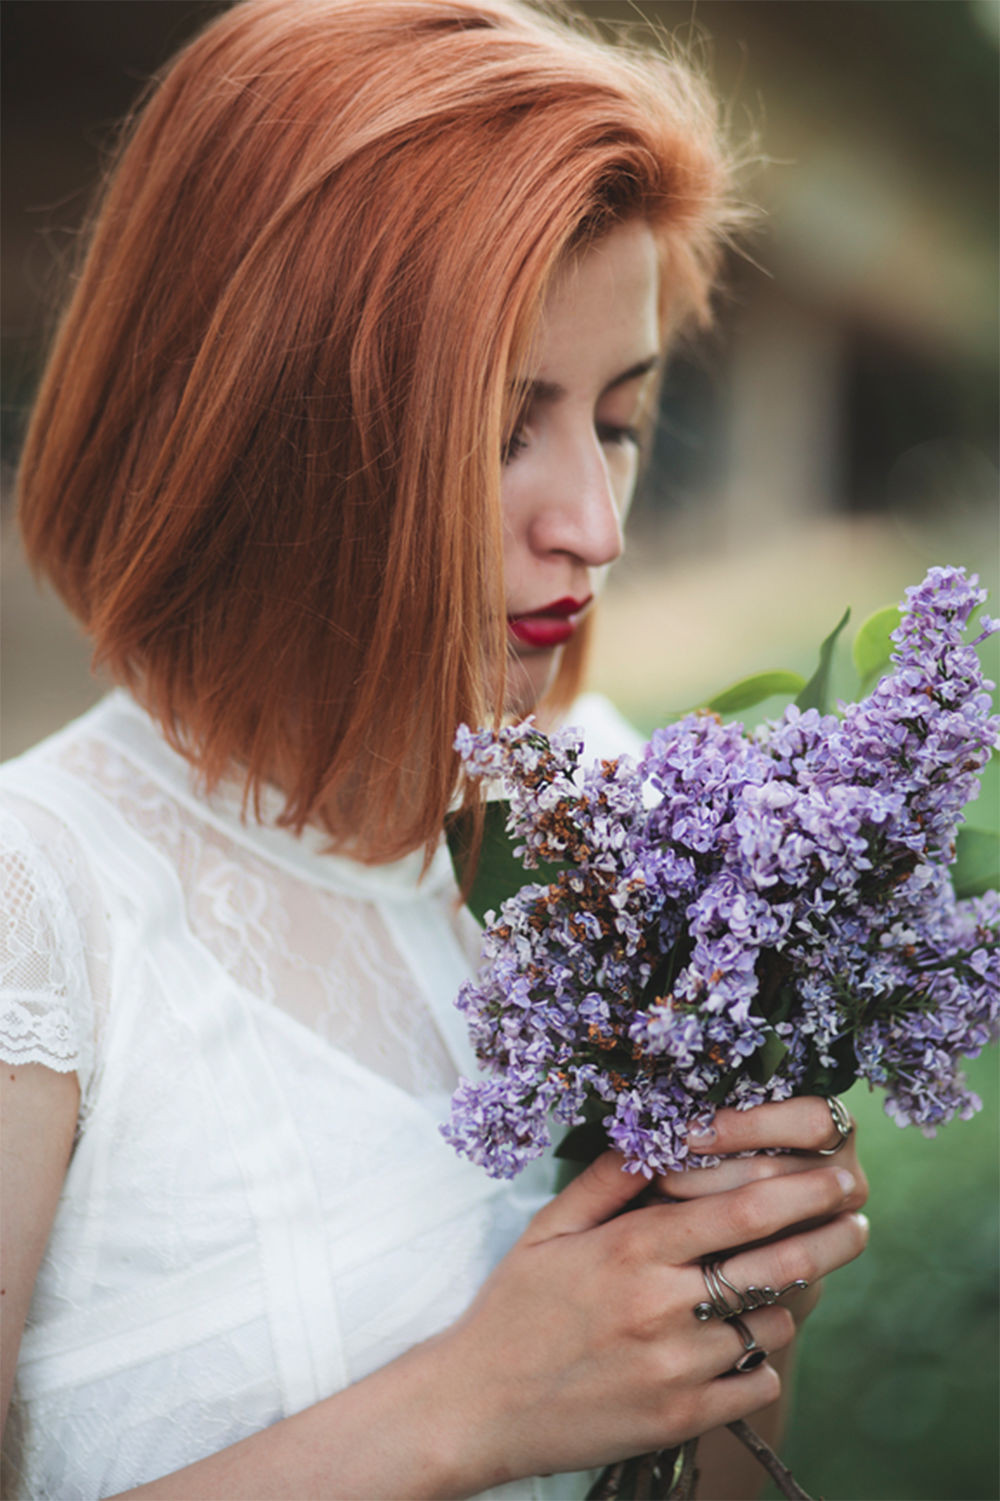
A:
[778,1051,998,1501]
[2,3,997,1498]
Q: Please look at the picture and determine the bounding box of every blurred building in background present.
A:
[3,0,998,744]
[639,0,998,532]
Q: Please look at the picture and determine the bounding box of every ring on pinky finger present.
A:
[725,1315,768,1374]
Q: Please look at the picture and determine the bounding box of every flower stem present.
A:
[726,1420,819,1500]
[586,1426,815,1501]
[670,1437,700,1500]
[585,1458,628,1500]
[585,1440,694,1500]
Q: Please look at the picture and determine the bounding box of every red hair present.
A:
[18,0,743,862]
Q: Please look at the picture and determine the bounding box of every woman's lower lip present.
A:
[507,616,576,649]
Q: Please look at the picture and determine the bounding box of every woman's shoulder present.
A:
[0,692,132,818]
[0,703,109,958]
[0,693,156,898]
[0,691,257,900]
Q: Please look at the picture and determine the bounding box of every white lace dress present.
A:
[0,689,638,1500]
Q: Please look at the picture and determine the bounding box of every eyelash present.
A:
[502,431,529,463]
[597,422,642,449]
[502,423,641,465]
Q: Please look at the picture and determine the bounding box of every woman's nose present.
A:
[527,433,625,568]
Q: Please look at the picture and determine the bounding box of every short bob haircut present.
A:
[19,0,742,864]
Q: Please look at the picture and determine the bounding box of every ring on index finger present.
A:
[816,1095,854,1156]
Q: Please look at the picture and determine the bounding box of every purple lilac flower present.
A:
[443,567,1000,1179]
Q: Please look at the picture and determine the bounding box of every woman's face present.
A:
[501,217,660,716]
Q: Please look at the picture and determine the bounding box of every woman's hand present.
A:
[663,1096,867,1207]
[653,1096,869,1326]
[429,1142,868,1495]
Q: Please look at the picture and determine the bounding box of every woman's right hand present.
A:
[429,1148,867,1495]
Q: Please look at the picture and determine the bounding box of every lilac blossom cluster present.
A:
[443,567,1000,1178]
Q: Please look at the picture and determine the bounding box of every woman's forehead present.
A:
[531,221,661,382]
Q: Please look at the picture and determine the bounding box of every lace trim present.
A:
[0,803,97,1092]
[0,995,81,1070]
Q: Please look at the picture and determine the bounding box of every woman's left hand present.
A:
[652,1095,868,1324]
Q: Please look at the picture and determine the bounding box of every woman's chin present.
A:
[504,647,561,720]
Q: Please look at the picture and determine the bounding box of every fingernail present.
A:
[835,1168,856,1194]
[688,1126,716,1144]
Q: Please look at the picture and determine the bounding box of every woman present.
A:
[0,2,868,1497]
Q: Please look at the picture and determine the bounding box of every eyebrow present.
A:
[510,354,660,406]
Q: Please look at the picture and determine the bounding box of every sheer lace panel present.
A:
[0,799,110,1114]
[56,734,459,1098]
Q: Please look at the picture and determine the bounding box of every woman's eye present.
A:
[596,422,641,449]
[502,429,529,464]
[502,419,641,464]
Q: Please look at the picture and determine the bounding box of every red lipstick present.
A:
[507,595,592,650]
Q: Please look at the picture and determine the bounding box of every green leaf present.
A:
[953,824,1000,899]
[552,1156,588,1193]
[553,1117,611,1164]
[795,606,852,715]
[852,604,901,693]
[745,1029,790,1085]
[445,800,566,926]
[797,1032,860,1098]
[699,670,806,717]
[703,1074,735,1105]
[755,1029,790,1083]
[553,1102,612,1187]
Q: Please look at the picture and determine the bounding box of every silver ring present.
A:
[816,1095,854,1156]
[717,1263,809,1312]
[694,1258,809,1321]
[728,1315,768,1373]
[693,1259,738,1321]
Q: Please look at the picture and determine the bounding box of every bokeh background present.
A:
[2,3,997,1498]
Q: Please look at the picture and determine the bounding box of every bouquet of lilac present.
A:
[443,567,999,1181]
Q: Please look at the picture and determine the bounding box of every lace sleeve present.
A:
[0,803,95,1090]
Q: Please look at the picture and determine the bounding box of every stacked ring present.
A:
[695,1257,809,1370]
[693,1259,808,1322]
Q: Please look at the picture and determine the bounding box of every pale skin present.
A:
[501,220,659,715]
[1,221,870,1498]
